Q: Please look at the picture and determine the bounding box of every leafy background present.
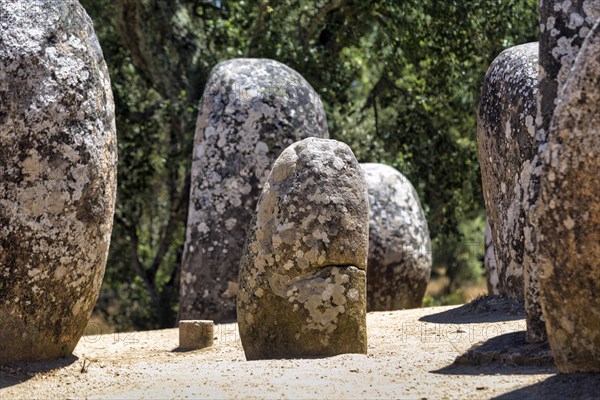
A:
[79,0,538,331]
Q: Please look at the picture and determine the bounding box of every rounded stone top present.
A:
[361,163,420,199]
[237,137,368,359]
[200,58,327,135]
[479,42,539,143]
[0,1,102,61]
[254,137,369,274]
[361,162,429,252]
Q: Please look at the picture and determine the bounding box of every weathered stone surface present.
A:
[538,0,600,141]
[484,221,499,296]
[527,0,600,345]
[537,21,600,373]
[180,59,329,321]
[477,42,538,303]
[0,0,117,363]
[477,42,550,343]
[361,163,431,311]
[237,138,368,360]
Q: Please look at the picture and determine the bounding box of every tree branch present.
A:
[119,218,161,312]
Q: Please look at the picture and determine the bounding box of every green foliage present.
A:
[82,0,538,329]
[433,212,487,289]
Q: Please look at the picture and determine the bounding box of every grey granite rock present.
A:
[180,59,329,321]
[477,42,538,305]
[237,138,368,360]
[361,163,431,311]
[537,21,600,373]
[0,0,117,363]
[478,42,553,343]
[524,0,600,345]
[538,0,600,141]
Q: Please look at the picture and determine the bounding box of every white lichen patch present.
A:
[281,266,352,336]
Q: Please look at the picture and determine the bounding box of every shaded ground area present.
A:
[1,302,597,399]
[419,294,525,324]
[452,331,553,367]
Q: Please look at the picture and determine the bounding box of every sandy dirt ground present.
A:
[1,304,599,399]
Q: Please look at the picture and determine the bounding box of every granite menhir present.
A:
[237,138,368,360]
[0,0,117,363]
[180,59,329,321]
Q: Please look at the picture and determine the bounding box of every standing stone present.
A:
[361,163,431,311]
[477,42,538,305]
[484,221,499,296]
[237,138,368,360]
[180,59,329,321]
[478,42,551,343]
[524,0,600,345]
[0,1,117,363]
[537,21,600,373]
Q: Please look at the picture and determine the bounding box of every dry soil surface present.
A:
[1,304,599,399]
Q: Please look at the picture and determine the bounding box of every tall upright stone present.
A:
[477,43,538,302]
[237,138,368,360]
[526,0,600,345]
[361,163,431,311]
[537,21,600,373]
[181,59,329,321]
[477,42,549,342]
[484,221,499,296]
[0,0,117,363]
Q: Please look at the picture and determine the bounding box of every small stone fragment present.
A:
[237,138,368,360]
[180,58,329,321]
[179,320,214,350]
[361,163,431,311]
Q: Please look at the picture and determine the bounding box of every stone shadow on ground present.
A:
[433,363,555,377]
[436,331,554,372]
[433,331,556,377]
[0,355,78,389]
[419,295,525,324]
[491,373,600,400]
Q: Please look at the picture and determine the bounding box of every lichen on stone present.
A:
[484,221,499,296]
